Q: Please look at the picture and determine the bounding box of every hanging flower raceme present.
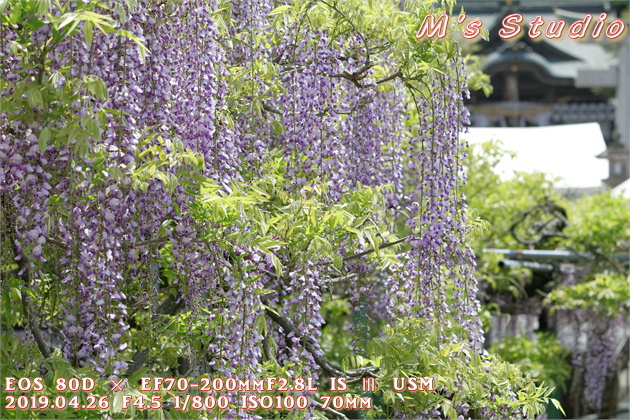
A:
[263,29,346,194]
[400,54,484,346]
[554,267,625,413]
[228,0,274,178]
[340,81,407,204]
[1,0,247,377]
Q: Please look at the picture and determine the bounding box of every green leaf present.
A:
[36,1,50,16]
[272,120,284,135]
[57,12,79,29]
[262,304,280,317]
[332,253,344,271]
[38,127,51,152]
[269,253,283,278]
[110,392,124,413]
[85,118,101,140]
[83,20,93,48]
[117,29,148,63]
[26,87,43,108]
[24,16,45,30]
[254,313,268,336]
[128,368,149,385]
[269,5,292,16]
[550,398,565,415]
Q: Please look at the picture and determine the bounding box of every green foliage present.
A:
[464,54,492,97]
[0,0,145,155]
[544,272,630,318]
[189,156,403,283]
[462,128,628,418]
[463,141,630,263]
[132,133,208,194]
[477,251,530,299]
[463,140,629,302]
[363,319,563,419]
[546,192,630,320]
[0,334,172,419]
[462,140,560,253]
[562,192,630,256]
[489,333,572,392]
[0,1,561,419]
[320,298,354,361]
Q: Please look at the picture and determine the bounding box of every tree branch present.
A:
[125,292,185,377]
[46,237,67,250]
[331,71,370,88]
[261,297,379,379]
[323,273,358,284]
[318,0,373,87]
[376,69,403,84]
[21,291,52,359]
[343,236,408,262]
[1,193,52,360]
[261,297,345,377]
[262,102,283,116]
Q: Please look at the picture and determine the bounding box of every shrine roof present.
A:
[460,7,619,81]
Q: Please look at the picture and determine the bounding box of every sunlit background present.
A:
[454,1,629,419]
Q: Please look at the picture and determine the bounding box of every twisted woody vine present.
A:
[3,0,626,419]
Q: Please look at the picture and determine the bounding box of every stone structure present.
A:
[459,0,629,188]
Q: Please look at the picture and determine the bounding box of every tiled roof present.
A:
[470,11,618,80]
[457,0,608,12]
[551,102,615,124]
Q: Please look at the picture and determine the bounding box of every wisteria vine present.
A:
[0,1,553,419]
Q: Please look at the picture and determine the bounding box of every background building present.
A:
[459,0,629,190]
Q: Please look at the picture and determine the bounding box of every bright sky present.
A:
[460,122,608,190]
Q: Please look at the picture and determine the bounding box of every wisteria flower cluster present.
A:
[0,1,556,419]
